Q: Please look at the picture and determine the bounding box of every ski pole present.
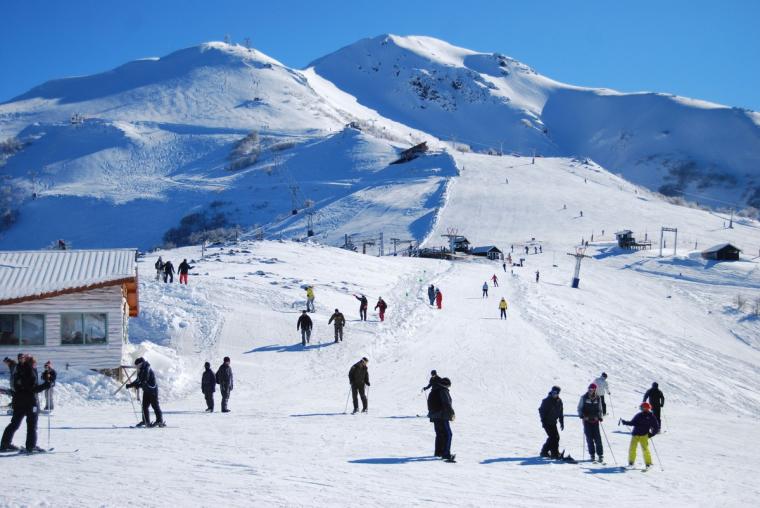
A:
[600,421,618,465]
[47,409,51,449]
[661,408,669,433]
[607,394,615,419]
[581,428,585,461]
[343,387,351,414]
[649,436,665,471]
[126,386,141,424]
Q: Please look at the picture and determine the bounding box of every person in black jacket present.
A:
[163,260,175,283]
[427,377,455,461]
[422,370,440,391]
[201,362,216,412]
[297,310,313,346]
[1,355,51,452]
[216,357,233,413]
[154,256,164,281]
[126,357,165,427]
[354,294,368,321]
[643,382,665,426]
[538,385,564,458]
[577,383,603,462]
[177,259,194,285]
[42,361,57,411]
[348,357,370,414]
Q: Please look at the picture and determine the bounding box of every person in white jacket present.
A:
[593,372,610,415]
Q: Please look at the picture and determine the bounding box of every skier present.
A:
[620,402,660,469]
[427,284,436,306]
[374,297,388,322]
[0,355,51,453]
[502,262,507,272]
[534,246,538,254]
[41,361,56,411]
[499,298,508,319]
[163,260,175,283]
[577,383,604,463]
[435,288,443,309]
[305,286,315,313]
[201,362,215,412]
[538,386,564,459]
[427,377,455,462]
[154,256,164,281]
[643,382,665,426]
[177,259,194,285]
[328,309,346,342]
[593,372,611,416]
[297,310,313,346]
[535,270,540,283]
[482,282,489,298]
[354,294,368,321]
[491,274,499,287]
[215,357,233,413]
[580,210,583,217]
[525,246,529,255]
[539,245,542,253]
[506,253,512,265]
[126,357,165,427]
[422,370,441,391]
[348,357,370,414]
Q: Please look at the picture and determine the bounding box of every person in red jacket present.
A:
[374,297,388,322]
[435,288,443,309]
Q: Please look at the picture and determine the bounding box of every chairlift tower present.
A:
[289,185,299,215]
[567,246,591,288]
[441,227,460,254]
[659,227,678,257]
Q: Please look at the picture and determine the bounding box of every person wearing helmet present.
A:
[593,372,610,416]
[620,402,660,468]
[577,383,604,463]
[538,386,564,459]
[643,382,665,426]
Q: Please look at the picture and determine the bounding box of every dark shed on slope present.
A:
[701,243,741,261]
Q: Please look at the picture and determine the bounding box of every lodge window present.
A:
[61,313,107,345]
[0,314,45,346]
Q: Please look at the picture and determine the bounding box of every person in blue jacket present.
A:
[126,357,165,427]
[620,402,660,468]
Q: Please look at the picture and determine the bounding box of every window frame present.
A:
[0,313,46,347]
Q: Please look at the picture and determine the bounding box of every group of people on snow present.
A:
[154,256,194,284]
[201,357,234,413]
[427,284,443,308]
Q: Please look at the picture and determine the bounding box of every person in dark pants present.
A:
[177,259,194,285]
[354,294,368,321]
[297,310,313,346]
[538,385,564,458]
[1,355,50,453]
[422,370,440,391]
[577,383,603,462]
[643,382,665,426]
[427,284,436,305]
[348,357,370,414]
[374,297,387,322]
[126,357,165,427]
[42,361,57,410]
[328,309,346,343]
[427,377,455,461]
[216,357,234,413]
[163,260,175,283]
[201,362,215,412]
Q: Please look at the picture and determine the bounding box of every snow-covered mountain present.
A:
[1,35,759,250]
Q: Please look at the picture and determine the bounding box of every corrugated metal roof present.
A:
[0,249,137,304]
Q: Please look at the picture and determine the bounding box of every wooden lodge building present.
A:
[701,243,742,261]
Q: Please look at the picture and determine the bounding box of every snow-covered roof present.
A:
[0,248,137,306]
[701,243,741,254]
[615,230,633,235]
[471,245,502,254]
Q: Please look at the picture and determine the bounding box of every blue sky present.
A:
[1,0,758,110]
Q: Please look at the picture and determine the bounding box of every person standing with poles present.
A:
[0,355,51,453]
[427,377,455,462]
[422,370,441,392]
[354,294,368,321]
[215,357,233,413]
[374,297,388,322]
[538,386,564,459]
[643,382,665,427]
[491,274,499,287]
[620,402,660,469]
[482,282,489,298]
[126,357,165,427]
[201,362,215,412]
[41,361,56,411]
[593,372,611,416]
[348,357,370,414]
[328,309,346,342]
[577,383,604,463]
[499,297,508,319]
[297,310,313,346]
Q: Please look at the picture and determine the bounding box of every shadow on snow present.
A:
[349,456,440,465]
[245,342,335,353]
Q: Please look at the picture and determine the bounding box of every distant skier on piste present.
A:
[620,402,660,469]
[297,310,313,346]
[374,297,387,322]
[348,357,370,414]
[427,284,436,306]
[578,383,604,463]
[482,282,489,298]
[354,294,368,321]
[643,382,665,426]
[328,309,346,342]
[499,298,508,319]
[539,385,564,459]
[427,377,455,462]
[126,357,165,427]
[593,372,611,416]
[491,274,499,287]
[305,286,315,313]
[422,370,441,392]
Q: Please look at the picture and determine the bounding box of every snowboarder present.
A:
[163,260,175,283]
[354,294,368,321]
[620,402,660,468]
[154,256,164,281]
[177,259,194,285]
[491,274,499,287]
[297,310,313,346]
[1,355,51,453]
[593,372,611,416]
[427,284,436,306]
[305,286,315,313]
[427,377,455,461]
[578,383,604,462]
[201,362,215,412]
[215,357,233,413]
[535,270,540,283]
[499,298,508,319]
[348,357,370,414]
[435,288,443,309]
[422,370,441,391]
[482,282,489,298]
[643,382,665,426]
[538,386,564,458]
[126,357,165,427]
[41,361,56,411]
[374,297,388,322]
[328,309,346,342]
